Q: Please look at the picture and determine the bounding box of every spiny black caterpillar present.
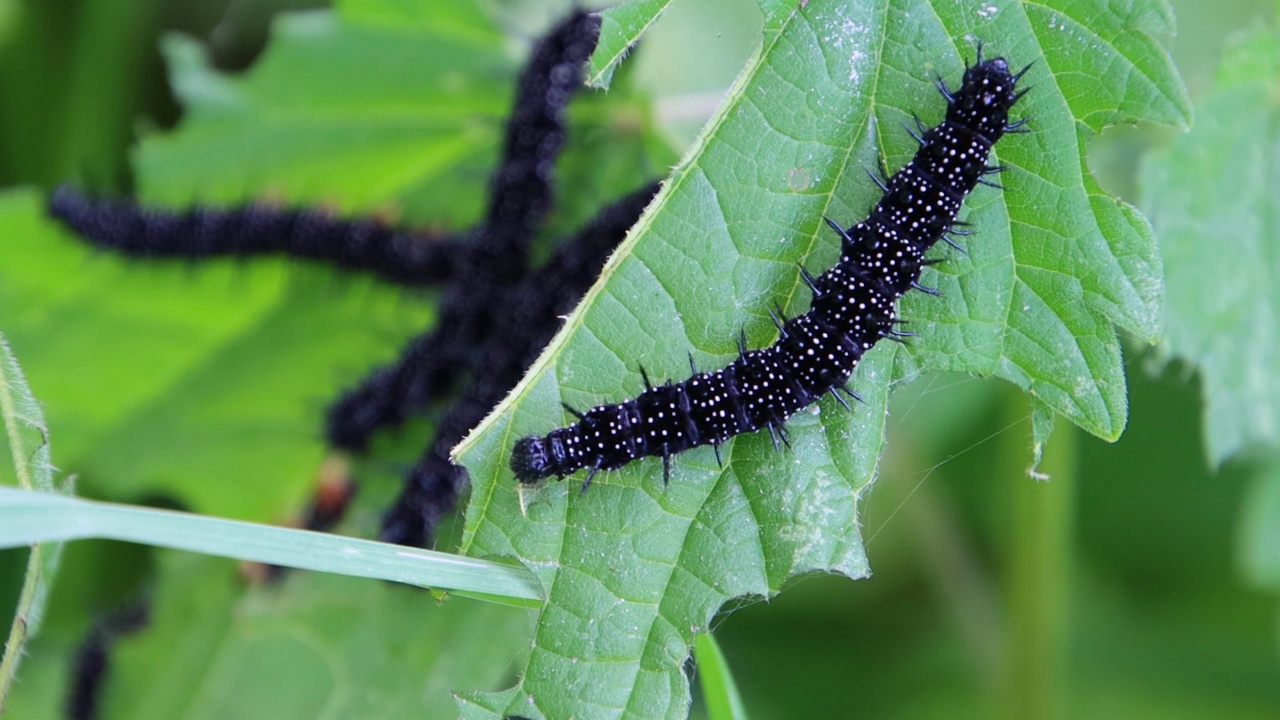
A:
[49,11,654,547]
[48,188,464,287]
[512,50,1029,489]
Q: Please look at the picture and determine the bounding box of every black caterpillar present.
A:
[511,51,1028,489]
[48,187,464,288]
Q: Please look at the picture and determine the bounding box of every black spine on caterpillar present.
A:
[511,53,1026,489]
[48,186,464,288]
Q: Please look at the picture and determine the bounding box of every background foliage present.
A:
[2,0,1279,718]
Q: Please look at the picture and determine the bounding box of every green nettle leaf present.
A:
[1141,24,1280,468]
[456,0,1188,716]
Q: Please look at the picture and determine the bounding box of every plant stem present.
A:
[1001,396,1074,720]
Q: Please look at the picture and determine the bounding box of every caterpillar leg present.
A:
[581,459,603,495]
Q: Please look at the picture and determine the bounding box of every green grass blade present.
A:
[0,487,542,606]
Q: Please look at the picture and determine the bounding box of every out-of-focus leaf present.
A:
[97,552,533,720]
[456,0,1188,716]
[1141,23,1280,467]
[141,4,509,226]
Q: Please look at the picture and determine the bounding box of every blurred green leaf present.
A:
[140,4,509,226]
[456,0,1187,716]
[100,552,533,720]
[0,335,65,712]
[1141,22,1280,467]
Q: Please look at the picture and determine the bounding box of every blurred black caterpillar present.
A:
[512,50,1029,489]
[50,11,657,548]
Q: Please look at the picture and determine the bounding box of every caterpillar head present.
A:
[947,57,1021,140]
[512,435,558,484]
